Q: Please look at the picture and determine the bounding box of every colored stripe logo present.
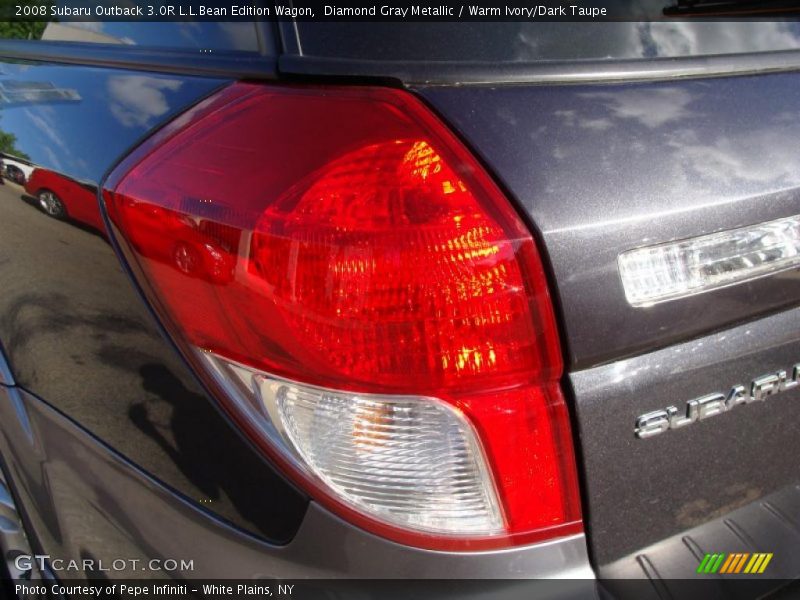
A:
[697,552,773,574]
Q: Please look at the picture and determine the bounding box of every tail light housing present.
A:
[103,83,581,550]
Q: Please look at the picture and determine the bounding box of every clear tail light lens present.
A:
[204,353,504,535]
[104,83,581,550]
[619,215,800,306]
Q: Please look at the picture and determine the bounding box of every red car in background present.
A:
[115,197,239,285]
[24,168,237,283]
[24,167,105,231]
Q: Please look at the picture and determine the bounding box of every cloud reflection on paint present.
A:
[108,76,183,128]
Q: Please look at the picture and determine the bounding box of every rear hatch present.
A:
[285,22,800,578]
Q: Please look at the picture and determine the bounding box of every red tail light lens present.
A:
[104,83,581,550]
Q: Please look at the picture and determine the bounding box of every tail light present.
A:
[103,83,581,550]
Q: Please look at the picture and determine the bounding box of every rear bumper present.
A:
[0,382,595,587]
[602,483,800,598]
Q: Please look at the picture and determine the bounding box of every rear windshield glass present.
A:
[295,22,800,62]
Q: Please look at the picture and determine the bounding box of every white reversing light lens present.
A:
[619,215,800,306]
[201,351,505,536]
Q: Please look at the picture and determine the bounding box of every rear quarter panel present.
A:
[0,59,308,557]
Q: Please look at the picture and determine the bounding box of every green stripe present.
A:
[697,554,712,574]
[710,553,726,574]
[704,553,719,573]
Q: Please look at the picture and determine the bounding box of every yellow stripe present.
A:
[735,553,750,573]
[758,554,773,574]
[719,553,736,574]
[744,554,761,573]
